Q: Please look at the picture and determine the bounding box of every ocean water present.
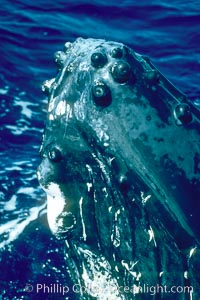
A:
[0,0,200,299]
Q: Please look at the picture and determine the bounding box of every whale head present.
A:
[37,37,200,298]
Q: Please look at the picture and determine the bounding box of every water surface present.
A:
[0,1,199,299]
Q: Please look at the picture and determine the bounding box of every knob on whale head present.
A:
[37,38,200,249]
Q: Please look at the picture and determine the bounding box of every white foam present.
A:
[4,187,37,212]
[5,166,22,171]
[0,204,46,249]
[5,124,30,135]
[4,195,17,211]
[17,187,35,195]
[15,100,32,119]
[0,86,9,95]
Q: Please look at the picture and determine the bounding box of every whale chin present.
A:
[36,178,77,239]
[46,194,76,239]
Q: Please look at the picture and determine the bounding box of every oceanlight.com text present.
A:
[25,282,193,296]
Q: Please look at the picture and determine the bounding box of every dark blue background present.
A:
[0,1,199,299]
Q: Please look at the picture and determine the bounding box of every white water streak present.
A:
[79,197,87,241]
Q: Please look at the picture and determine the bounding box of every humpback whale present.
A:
[37,38,200,299]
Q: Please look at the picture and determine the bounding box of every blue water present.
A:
[0,1,200,299]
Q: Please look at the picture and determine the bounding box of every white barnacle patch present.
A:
[78,247,122,300]
[115,265,119,273]
[103,142,109,147]
[121,260,140,279]
[91,153,111,184]
[99,130,110,144]
[79,61,90,71]
[132,284,140,294]
[86,164,93,174]
[184,271,188,279]
[111,210,121,247]
[86,182,93,192]
[141,191,151,205]
[148,226,157,247]
[74,94,87,121]
[66,62,74,72]
[189,247,197,258]
[112,226,120,248]
[42,78,55,93]
[102,187,109,198]
[108,157,115,165]
[115,209,120,221]
[49,113,54,121]
[135,272,142,281]
[90,118,110,145]
[108,206,113,213]
[44,183,66,235]
[55,100,66,116]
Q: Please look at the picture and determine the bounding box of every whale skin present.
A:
[37,38,200,299]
